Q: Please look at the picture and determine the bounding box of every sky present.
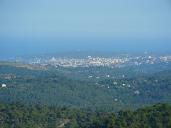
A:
[0,0,171,57]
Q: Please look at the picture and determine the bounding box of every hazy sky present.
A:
[0,0,171,56]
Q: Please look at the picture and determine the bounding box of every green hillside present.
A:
[0,62,171,111]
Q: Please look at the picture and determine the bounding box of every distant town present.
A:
[13,54,171,68]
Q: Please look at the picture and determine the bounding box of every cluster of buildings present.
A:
[26,55,171,68]
[47,56,128,67]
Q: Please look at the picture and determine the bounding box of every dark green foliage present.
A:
[0,103,171,128]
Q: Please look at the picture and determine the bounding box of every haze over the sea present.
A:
[0,0,171,57]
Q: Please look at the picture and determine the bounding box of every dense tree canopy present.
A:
[0,103,171,128]
[0,62,171,127]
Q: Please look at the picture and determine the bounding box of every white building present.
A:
[113,81,117,85]
[134,90,140,95]
[114,98,118,102]
[2,84,6,88]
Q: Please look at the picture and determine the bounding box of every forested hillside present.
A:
[0,102,171,128]
[0,62,171,111]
